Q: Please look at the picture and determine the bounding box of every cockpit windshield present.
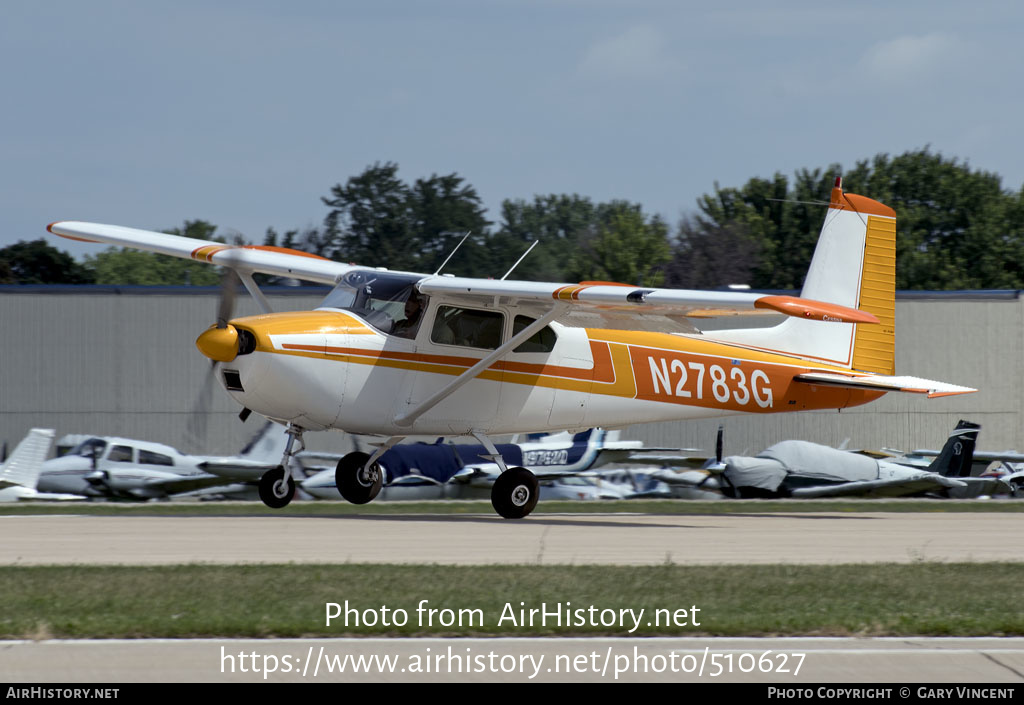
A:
[318,270,426,334]
[69,438,107,459]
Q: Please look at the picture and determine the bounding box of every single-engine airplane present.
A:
[48,178,974,517]
[37,422,288,500]
[0,428,81,501]
[715,420,996,499]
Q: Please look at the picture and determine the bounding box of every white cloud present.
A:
[857,33,961,84]
[578,25,684,81]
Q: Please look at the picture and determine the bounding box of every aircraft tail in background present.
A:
[0,429,55,491]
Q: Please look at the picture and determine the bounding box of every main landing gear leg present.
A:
[335,436,404,504]
[472,431,539,520]
[258,424,304,509]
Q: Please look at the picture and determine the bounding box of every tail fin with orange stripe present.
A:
[710,177,896,373]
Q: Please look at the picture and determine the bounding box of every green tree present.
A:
[408,173,491,275]
[687,148,1024,290]
[840,150,1024,289]
[0,240,95,284]
[565,202,671,286]
[87,220,223,285]
[321,163,490,275]
[666,217,762,289]
[490,194,598,282]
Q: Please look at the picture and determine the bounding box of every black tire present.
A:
[335,451,384,504]
[491,466,539,519]
[258,465,295,509]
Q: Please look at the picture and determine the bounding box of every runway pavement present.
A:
[4,637,1024,683]
[4,509,1023,684]
[2,510,1023,565]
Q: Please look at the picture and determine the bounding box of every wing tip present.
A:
[47,221,101,244]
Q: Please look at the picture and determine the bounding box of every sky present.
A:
[4,0,1023,261]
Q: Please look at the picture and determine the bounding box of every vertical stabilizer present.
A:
[711,178,896,373]
[928,420,979,478]
[0,429,55,490]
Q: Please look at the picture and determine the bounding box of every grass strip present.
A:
[3,562,1022,639]
[1,499,1022,516]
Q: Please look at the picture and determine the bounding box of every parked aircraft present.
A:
[888,446,1024,497]
[0,429,82,501]
[654,420,1006,499]
[37,423,288,500]
[48,178,974,517]
[241,429,657,500]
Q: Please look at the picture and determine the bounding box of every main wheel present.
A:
[258,465,295,509]
[491,466,539,519]
[335,451,384,504]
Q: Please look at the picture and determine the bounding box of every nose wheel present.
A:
[257,423,304,509]
[258,465,295,508]
[335,451,384,504]
[491,466,539,519]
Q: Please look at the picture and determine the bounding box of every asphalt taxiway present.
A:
[4,508,1023,684]
[2,510,1022,565]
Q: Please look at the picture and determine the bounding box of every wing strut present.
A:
[394,304,566,428]
[238,271,274,314]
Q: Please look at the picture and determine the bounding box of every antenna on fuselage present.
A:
[500,240,539,280]
[433,231,472,276]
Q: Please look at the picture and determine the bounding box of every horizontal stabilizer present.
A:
[794,372,976,398]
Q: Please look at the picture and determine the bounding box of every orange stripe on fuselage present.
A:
[588,328,882,412]
[254,322,883,414]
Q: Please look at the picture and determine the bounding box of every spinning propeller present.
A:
[187,269,242,449]
[195,268,242,363]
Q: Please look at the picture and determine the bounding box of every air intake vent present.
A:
[223,370,244,392]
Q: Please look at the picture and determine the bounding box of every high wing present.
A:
[48,221,351,285]
[416,276,880,327]
[48,221,879,327]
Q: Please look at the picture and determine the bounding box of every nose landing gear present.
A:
[257,423,304,509]
[258,465,295,508]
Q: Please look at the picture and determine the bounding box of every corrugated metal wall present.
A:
[2,288,1019,458]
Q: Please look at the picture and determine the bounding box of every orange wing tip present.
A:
[47,222,101,243]
[755,295,880,324]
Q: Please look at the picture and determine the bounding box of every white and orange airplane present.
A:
[48,178,974,518]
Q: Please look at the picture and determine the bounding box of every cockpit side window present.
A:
[512,315,557,353]
[108,445,134,463]
[139,450,174,467]
[431,306,504,350]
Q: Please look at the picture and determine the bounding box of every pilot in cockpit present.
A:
[392,290,425,339]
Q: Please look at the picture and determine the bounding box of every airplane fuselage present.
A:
[218,307,883,437]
